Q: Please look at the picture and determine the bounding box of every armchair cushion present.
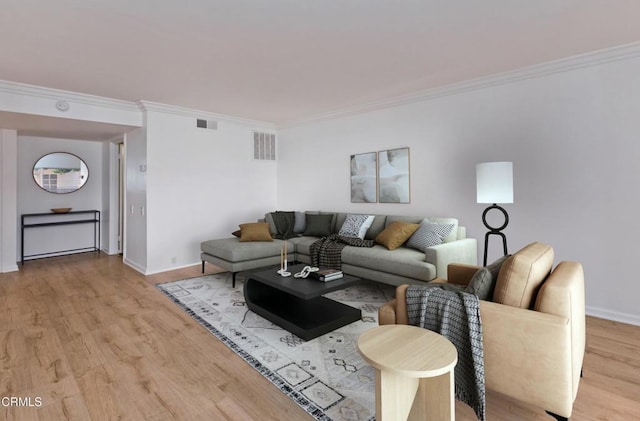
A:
[493,242,554,308]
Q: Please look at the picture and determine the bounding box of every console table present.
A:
[21,210,101,264]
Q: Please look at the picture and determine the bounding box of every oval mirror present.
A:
[33,152,89,194]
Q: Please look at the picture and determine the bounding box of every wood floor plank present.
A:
[1,253,639,420]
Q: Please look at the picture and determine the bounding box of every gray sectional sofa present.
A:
[201,211,477,287]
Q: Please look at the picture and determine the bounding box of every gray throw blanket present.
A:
[310,234,375,269]
[406,285,486,421]
[271,211,296,239]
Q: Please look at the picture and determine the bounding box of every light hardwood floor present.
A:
[1,253,639,421]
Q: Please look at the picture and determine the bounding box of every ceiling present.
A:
[2,0,640,139]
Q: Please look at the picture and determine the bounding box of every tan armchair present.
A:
[378,242,585,420]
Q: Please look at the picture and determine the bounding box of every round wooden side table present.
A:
[357,324,458,421]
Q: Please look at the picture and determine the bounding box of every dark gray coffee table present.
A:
[244,264,362,341]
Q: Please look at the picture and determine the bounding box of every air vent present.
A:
[254,132,276,160]
[196,119,218,130]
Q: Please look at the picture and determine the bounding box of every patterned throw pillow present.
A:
[406,221,455,252]
[338,214,375,239]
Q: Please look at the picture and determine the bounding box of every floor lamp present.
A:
[476,162,513,266]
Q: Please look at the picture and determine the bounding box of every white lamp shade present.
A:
[476,162,513,204]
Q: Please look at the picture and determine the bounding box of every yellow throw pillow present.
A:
[239,222,273,242]
[375,221,420,250]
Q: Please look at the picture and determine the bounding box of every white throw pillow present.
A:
[338,214,375,239]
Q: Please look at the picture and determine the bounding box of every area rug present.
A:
[156,272,395,421]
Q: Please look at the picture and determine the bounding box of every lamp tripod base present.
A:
[482,204,509,266]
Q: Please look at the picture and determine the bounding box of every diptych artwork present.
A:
[350,152,378,203]
[378,147,410,203]
[350,148,410,203]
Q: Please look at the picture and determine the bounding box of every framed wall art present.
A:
[378,147,410,203]
[350,152,378,203]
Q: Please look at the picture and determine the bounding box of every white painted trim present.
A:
[144,261,202,276]
[1,263,19,273]
[123,257,146,275]
[587,306,640,327]
[279,41,640,129]
[138,100,277,130]
[0,79,140,112]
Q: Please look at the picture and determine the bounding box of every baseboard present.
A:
[123,258,147,274]
[586,306,640,327]
[1,263,19,273]
[145,261,202,276]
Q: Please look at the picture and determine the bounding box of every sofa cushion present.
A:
[239,222,273,242]
[466,255,509,300]
[341,245,436,280]
[493,242,554,308]
[338,214,375,239]
[303,214,333,237]
[289,236,319,255]
[293,211,306,233]
[375,221,420,250]
[406,219,455,252]
[364,215,387,240]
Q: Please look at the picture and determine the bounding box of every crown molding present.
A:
[278,41,640,129]
[138,100,276,130]
[0,79,141,112]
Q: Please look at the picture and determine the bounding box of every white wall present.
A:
[278,56,640,325]
[0,129,18,272]
[144,110,278,274]
[17,136,104,261]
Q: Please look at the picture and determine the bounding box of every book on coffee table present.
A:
[310,268,343,282]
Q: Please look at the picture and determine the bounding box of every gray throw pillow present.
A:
[303,214,333,237]
[293,211,306,233]
[466,255,510,300]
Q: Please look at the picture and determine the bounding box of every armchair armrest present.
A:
[424,238,478,279]
[447,263,480,286]
[480,301,575,416]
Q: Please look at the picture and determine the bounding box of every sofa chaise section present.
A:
[200,238,295,287]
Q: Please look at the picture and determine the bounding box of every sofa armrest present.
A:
[480,301,575,416]
[424,238,478,279]
[447,263,480,286]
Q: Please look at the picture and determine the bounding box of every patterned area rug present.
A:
[156,272,394,421]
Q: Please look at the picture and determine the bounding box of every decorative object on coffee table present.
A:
[476,161,513,266]
[51,207,72,213]
[277,242,291,276]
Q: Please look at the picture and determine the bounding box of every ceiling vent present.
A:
[196,119,218,130]
[254,132,275,160]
